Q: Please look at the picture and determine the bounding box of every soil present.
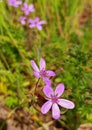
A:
[0,96,92,130]
[0,99,67,130]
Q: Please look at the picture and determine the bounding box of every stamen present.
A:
[51,95,58,103]
[40,69,47,77]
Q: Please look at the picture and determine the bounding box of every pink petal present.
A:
[19,16,26,25]
[40,58,46,70]
[16,1,22,5]
[34,17,39,22]
[41,100,52,114]
[46,70,56,77]
[43,77,51,86]
[37,25,42,30]
[30,60,39,72]
[19,16,26,20]
[29,24,35,28]
[52,103,60,119]
[29,4,35,12]
[55,83,65,97]
[20,20,26,25]
[43,85,54,98]
[34,72,40,78]
[24,10,29,15]
[28,19,34,23]
[23,2,27,8]
[38,20,46,25]
[21,2,27,10]
[58,99,75,109]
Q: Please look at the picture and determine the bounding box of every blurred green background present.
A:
[0,0,92,130]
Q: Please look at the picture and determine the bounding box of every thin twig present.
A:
[35,78,41,93]
[37,121,54,130]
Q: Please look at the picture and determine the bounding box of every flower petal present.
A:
[29,24,35,28]
[25,10,29,15]
[38,20,46,25]
[30,60,39,72]
[55,83,65,97]
[41,100,52,114]
[16,1,22,6]
[52,103,60,119]
[21,2,27,10]
[24,2,27,7]
[46,70,56,77]
[40,58,46,70]
[19,16,26,25]
[37,25,42,30]
[20,20,26,25]
[34,72,40,78]
[28,19,34,24]
[29,4,35,12]
[58,99,75,109]
[34,17,39,22]
[43,85,54,98]
[43,77,51,86]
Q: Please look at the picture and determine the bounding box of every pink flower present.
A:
[19,16,26,25]
[8,0,22,7]
[28,17,46,30]
[30,58,56,85]
[41,84,75,119]
[21,2,35,15]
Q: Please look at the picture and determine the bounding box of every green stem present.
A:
[34,78,41,93]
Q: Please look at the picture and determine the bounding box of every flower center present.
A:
[40,69,47,77]
[51,95,58,103]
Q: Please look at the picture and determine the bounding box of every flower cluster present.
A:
[8,0,22,7]
[7,0,46,30]
[31,58,55,85]
[31,58,75,119]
